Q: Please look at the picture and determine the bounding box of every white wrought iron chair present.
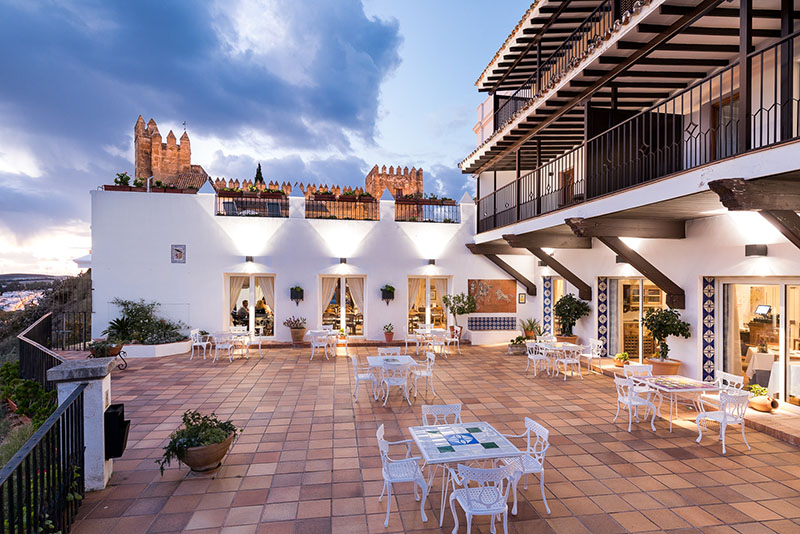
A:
[448,463,519,534]
[412,351,436,398]
[240,332,263,359]
[582,338,604,374]
[445,325,462,354]
[427,332,448,358]
[624,363,655,398]
[524,341,549,377]
[537,334,557,343]
[376,424,428,527]
[309,332,329,361]
[696,390,751,455]
[500,417,551,515]
[379,362,412,406]
[350,354,377,402]
[421,403,462,426]
[378,347,402,356]
[697,370,745,411]
[555,345,583,380]
[189,329,212,360]
[613,375,657,432]
[212,333,235,363]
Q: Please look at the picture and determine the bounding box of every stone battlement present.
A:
[365,165,423,199]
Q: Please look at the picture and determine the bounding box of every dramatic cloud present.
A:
[0,0,405,273]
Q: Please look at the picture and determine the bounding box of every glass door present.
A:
[617,279,665,362]
[786,286,800,406]
[722,283,781,395]
[321,277,365,335]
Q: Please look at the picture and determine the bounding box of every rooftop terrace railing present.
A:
[478,31,800,233]
[494,0,614,131]
[305,197,379,221]
[395,200,460,223]
[216,194,289,217]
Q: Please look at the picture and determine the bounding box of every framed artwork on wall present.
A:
[518,293,526,304]
[171,244,186,264]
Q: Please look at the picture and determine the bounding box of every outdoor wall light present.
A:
[340,258,347,264]
[615,255,628,264]
[428,259,436,265]
[537,260,546,267]
[745,244,768,257]
[245,256,254,263]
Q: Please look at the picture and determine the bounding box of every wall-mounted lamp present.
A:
[245,255,254,263]
[745,244,768,257]
[428,259,436,265]
[537,260,546,267]
[615,255,628,264]
[340,258,347,264]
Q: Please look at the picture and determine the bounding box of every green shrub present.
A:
[104,298,187,345]
[0,361,57,428]
[0,423,35,467]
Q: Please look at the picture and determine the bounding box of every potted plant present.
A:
[748,384,779,412]
[642,308,691,375]
[218,187,242,198]
[244,184,258,197]
[553,293,590,343]
[151,180,166,193]
[262,188,286,199]
[182,186,198,194]
[132,177,146,191]
[314,190,335,201]
[339,190,358,202]
[381,284,395,305]
[290,285,304,305]
[383,323,394,342]
[613,352,630,367]
[507,335,528,355]
[519,318,543,339]
[106,172,133,191]
[442,293,477,337]
[157,410,239,474]
[358,192,375,203]
[283,316,307,344]
[88,339,124,358]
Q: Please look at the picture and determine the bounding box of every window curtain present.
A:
[346,277,364,314]
[256,276,274,312]
[432,278,447,311]
[724,284,743,376]
[321,277,339,320]
[408,278,423,311]
[229,276,247,316]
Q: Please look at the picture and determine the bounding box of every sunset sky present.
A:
[0,0,529,275]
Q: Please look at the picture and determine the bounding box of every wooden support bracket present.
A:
[596,236,686,309]
[527,247,592,300]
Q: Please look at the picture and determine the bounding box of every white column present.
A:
[47,358,118,491]
[425,278,431,325]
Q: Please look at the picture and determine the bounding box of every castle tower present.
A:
[150,124,163,180]
[165,130,178,176]
[132,116,209,188]
[134,115,152,179]
[179,131,191,172]
[365,164,424,198]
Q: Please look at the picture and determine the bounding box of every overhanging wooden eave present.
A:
[526,247,592,301]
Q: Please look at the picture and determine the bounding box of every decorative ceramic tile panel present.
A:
[408,422,521,464]
[597,277,609,356]
[467,317,517,331]
[702,276,716,382]
[543,276,553,334]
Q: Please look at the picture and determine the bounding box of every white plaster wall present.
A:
[542,211,800,380]
[91,192,539,343]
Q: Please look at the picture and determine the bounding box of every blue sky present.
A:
[0,0,529,274]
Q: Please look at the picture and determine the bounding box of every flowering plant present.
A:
[282,316,306,329]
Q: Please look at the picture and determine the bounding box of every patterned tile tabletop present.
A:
[636,375,721,392]
[408,421,521,465]
[365,355,416,367]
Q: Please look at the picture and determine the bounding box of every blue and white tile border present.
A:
[543,276,553,334]
[596,277,609,356]
[702,276,716,382]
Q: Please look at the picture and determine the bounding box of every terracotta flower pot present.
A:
[524,330,536,339]
[556,335,578,344]
[181,433,234,472]
[384,332,394,342]
[290,328,306,344]
[104,185,131,191]
[645,358,681,375]
[749,395,779,412]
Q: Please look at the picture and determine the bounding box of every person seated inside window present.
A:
[237,300,249,324]
[255,299,267,314]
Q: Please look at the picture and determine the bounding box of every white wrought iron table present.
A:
[408,421,521,526]
[632,375,721,432]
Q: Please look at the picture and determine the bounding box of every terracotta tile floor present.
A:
[72,346,800,533]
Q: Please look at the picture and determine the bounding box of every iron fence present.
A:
[395,202,460,223]
[216,196,289,217]
[305,199,379,220]
[478,31,800,233]
[51,312,90,352]
[0,383,86,534]
[17,314,64,392]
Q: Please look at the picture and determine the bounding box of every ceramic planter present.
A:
[313,194,335,201]
[131,187,147,192]
[90,344,124,358]
[104,185,131,192]
[384,332,394,342]
[749,395,779,412]
[218,191,242,198]
[645,358,681,375]
[151,187,166,193]
[290,328,306,344]
[556,335,578,344]
[261,192,285,199]
[523,330,537,339]
[181,433,234,472]
[358,196,376,203]
[338,195,357,202]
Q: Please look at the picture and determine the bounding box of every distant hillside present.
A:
[0,274,65,282]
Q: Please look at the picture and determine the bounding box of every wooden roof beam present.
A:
[661,5,800,18]
[565,217,686,239]
[465,243,533,255]
[616,41,739,53]
[503,233,593,249]
[466,245,537,296]
[637,24,781,38]
[527,247,592,300]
